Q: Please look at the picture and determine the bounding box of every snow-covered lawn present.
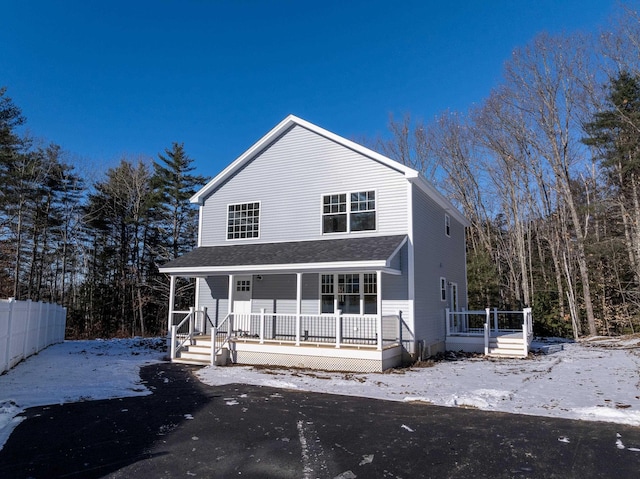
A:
[196,336,640,427]
[0,338,165,451]
[1,335,638,453]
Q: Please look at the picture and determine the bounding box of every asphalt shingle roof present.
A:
[160,235,406,272]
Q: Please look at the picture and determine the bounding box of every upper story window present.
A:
[445,214,451,237]
[322,190,376,234]
[227,202,260,240]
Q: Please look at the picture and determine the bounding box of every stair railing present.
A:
[170,307,197,360]
[211,313,233,365]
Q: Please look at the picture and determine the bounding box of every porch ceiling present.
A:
[159,235,406,276]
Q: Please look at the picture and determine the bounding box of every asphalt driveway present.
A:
[0,362,638,478]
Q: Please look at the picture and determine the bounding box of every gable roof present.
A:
[159,235,407,276]
[190,115,469,227]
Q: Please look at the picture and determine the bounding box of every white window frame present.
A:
[321,189,377,235]
[445,214,451,237]
[319,273,378,315]
[440,277,447,302]
[226,201,261,240]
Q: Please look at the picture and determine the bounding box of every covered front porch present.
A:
[160,235,409,372]
[168,304,404,372]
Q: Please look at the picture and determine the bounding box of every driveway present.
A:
[0,362,638,478]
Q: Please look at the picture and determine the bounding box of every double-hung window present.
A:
[322,194,347,234]
[320,273,377,314]
[227,202,260,239]
[322,190,376,234]
[350,191,376,231]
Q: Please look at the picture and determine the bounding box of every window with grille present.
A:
[322,191,376,234]
[320,273,377,314]
[227,202,260,239]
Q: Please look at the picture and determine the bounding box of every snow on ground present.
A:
[0,335,639,453]
[0,338,164,451]
[197,336,640,427]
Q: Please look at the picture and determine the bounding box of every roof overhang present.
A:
[159,235,407,278]
[160,261,401,277]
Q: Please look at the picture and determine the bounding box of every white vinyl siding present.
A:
[199,125,407,246]
[199,276,229,325]
[411,185,467,345]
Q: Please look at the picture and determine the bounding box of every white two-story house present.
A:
[160,115,469,372]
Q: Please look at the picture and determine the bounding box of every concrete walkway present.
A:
[1,362,639,478]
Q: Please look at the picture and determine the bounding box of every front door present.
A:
[233,275,252,333]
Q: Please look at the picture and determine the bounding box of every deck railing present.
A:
[446,307,533,356]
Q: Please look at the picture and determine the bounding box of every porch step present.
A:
[173,335,230,366]
[486,334,526,357]
[172,357,211,366]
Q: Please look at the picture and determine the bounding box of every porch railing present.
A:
[169,308,402,364]
[446,307,533,356]
[219,309,401,350]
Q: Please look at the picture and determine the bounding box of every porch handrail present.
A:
[170,307,197,360]
[211,312,233,365]
[447,308,533,336]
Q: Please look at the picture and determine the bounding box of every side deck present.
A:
[445,308,533,358]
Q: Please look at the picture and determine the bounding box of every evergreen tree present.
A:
[149,143,205,327]
[583,71,640,331]
[151,143,205,260]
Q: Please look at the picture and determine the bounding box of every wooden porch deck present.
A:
[174,334,404,372]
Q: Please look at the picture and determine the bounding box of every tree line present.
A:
[3,4,640,340]
[376,4,640,338]
[0,88,204,337]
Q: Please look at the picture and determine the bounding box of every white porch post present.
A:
[445,308,451,335]
[260,308,265,344]
[335,309,342,348]
[228,274,235,315]
[376,270,382,351]
[484,307,491,355]
[295,273,302,346]
[167,275,176,332]
[228,274,235,334]
[167,275,176,350]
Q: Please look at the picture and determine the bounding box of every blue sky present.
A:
[2,0,619,180]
